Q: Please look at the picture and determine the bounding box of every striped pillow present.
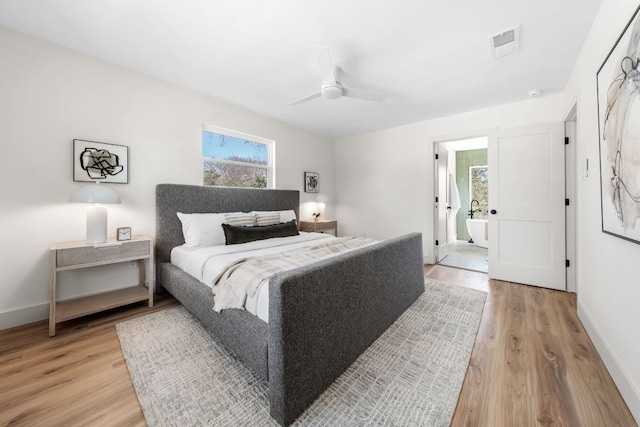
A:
[223,212,255,227]
[250,210,297,225]
[255,212,282,226]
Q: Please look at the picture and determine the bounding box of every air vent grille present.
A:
[493,31,515,48]
[489,25,520,58]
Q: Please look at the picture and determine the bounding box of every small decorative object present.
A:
[73,139,128,184]
[304,171,319,193]
[312,212,320,222]
[117,227,132,241]
[597,4,640,245]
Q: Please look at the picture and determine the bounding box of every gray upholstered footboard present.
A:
[268,232,424,426]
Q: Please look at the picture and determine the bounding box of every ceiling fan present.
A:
[290,46,386,106]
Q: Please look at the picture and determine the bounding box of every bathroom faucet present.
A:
[469,199,482,219]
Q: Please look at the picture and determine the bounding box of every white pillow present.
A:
[176,212,227,247]
[251,210,297,226]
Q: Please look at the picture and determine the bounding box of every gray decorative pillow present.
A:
[222,220,299,245]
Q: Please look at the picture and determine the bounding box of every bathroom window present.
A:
[469,166,488,219]
[202,125,274,188]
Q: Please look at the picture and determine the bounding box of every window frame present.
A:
[202,124,275,189]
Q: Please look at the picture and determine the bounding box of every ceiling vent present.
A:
[489,25,520,58]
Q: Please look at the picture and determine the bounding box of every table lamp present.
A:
[69,181,120,244]
[315,194,329,219]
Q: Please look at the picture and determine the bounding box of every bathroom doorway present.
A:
[434,136,489,273]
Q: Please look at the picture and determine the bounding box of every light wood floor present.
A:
[0,266,637,426]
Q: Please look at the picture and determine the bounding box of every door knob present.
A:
[490,209,497,215]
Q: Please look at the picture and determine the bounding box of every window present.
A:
[202,125,274,188]
[469,165,488,219]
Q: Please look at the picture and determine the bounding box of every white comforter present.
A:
[171,232,334,322]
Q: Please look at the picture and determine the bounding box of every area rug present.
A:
[116,279,486,426]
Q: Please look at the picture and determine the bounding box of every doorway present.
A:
[435,123,568,291]
[435,136,489,273]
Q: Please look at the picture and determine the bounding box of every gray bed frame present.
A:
[155,183,425,426]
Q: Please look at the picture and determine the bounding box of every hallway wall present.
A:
[562,0,640,419]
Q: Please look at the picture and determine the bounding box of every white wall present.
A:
[563,0,640,420]
[335,94,564,263]
[0,26,334,329]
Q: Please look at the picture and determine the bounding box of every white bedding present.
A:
[171,232,334,322]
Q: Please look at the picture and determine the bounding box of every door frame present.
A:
[432,132,491,265]
[434,143,449,262]
[433,127,571,291]
[565,105,577,293]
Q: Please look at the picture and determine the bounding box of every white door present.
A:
[488,123,566,290]
[436,147,449,262]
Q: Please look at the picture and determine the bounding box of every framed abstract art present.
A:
[597,4,640,244]
[304,171,319,193]
[73,139,128,184]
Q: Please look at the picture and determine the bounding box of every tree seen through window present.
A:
[469,166,488,219]
[202,127,272,188]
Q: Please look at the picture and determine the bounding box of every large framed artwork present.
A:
[597,4,640,245]
[73,139,128,184]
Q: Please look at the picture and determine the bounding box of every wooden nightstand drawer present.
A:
[56,240,150,268]
[299,220,338,235]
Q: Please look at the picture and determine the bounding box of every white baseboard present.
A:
[578,301,640,424]
[0,303,48,330]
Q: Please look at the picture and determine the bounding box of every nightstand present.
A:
[49,235,154,337]
[299,220,338,236]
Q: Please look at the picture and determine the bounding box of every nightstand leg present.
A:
[138,259,145,287]
[49,251,57,337]
[147,240,154,307]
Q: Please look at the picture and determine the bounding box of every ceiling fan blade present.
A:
[290,91,322,106]
[314,46,337,85]
[342,87,386,102]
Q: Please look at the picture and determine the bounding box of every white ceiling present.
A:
[0,0,601,139]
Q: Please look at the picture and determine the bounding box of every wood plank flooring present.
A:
[424,265,637,427]
[0,295,179,427]
[0,266,636,426]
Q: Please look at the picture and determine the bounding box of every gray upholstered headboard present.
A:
[155,184,300,265]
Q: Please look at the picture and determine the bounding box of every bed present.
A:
[155,183,425,426]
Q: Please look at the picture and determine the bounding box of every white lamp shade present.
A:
[69,182,121,204]
[315,194,329,204]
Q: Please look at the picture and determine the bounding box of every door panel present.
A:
[488,124,565,290]
[498,134,552,206]
[498,220,552,268]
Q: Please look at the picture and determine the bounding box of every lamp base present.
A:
[86,205,108,244]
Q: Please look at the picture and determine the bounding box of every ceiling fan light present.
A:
[321,84,342,100]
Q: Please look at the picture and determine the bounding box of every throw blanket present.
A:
[212,236,377,312]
